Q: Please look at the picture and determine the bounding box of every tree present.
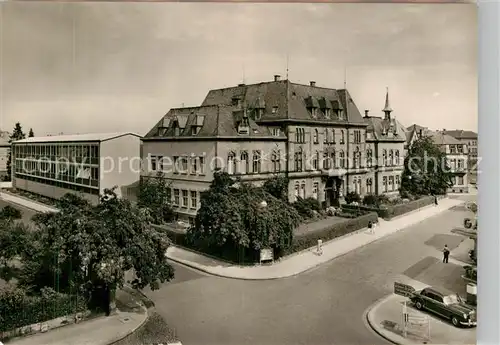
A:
[5,122,26,181]
[3,189,175,314]
[0,205,22,220]
[28,128,34,137]
[137,171,175,224]
[263,175,289,201]
[188,171,301,262]
[400,136,453,196]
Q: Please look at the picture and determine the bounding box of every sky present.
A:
[0,2,477,136]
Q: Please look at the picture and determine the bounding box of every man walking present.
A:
[434,195,439,206]
[368,220,374,234]
[443,244,450,263]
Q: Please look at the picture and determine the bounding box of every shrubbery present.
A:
[292,197,322,218]
[345,192,361,204]
[362,194,389,208]
[0,286,87,332]
[0,205,22,220]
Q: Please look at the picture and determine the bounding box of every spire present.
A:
[383,87,392,112]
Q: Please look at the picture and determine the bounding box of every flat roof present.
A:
[13,132,141,144]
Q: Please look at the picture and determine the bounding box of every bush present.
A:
[343,195,434,220]
[463,265,477,282]
[292,197,321,218]
[345,192,361,204]
[283,212,378,255]
[362,194,389,208]
[0,286,87,333]
[0,205,22,220]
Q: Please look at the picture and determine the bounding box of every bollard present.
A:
[317,239,323,255]
[466,283,477,306]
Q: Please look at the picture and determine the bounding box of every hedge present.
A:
[342,196,435,220]
[0,287,87,333]
[154,213,378,263]
[282,212,378,255]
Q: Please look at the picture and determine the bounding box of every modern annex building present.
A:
[11,132,141,204]
[142,75,407,222]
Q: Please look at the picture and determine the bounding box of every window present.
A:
[382,150,387,166]
[227,152,237,174]
[312,182,319,199]
[366,178,373,194]
[323,152,329,169]
[395,175,400,189]
[353,147,360,168]
[272,128,281,136]
[340,130,345,144]
[395,150,400,165]
[458,176,464,185]
[294,147,303,171]
[174,189,180,206]
[457,145,464,154]
[182,190,188,207]
[313,129,319,144]
[295,128,305,143]
[450,145,456,154]
[324,109,331,118]
[199,157,205,174]
[339,151,345,168]
[191,156,198,174]
[389,150,394,166]
[457,159,464,169]
[272,106,278,114]
[252,150,262,173]
[301,181,306,199]
[324,129,329,144]
[294,182,300,198]
[181,156,188,173]
[311,108,318,118]
[354,130,362,144]
[190,191,198,209]
[240,151,249,174]
[151,156,158,171]
[313,151,319,170]
[331,129,336,144]
[367,149,373,168]
[389,176,394,191]
[383,176,388,192]
[173,156,179,174]
[271,150,281,172]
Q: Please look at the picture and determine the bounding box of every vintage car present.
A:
[409,286,476,327]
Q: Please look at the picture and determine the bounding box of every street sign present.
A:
[394,282,416,297]
[260,248,274,264]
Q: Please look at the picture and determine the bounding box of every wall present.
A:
[0,146,9,173]
[99,135,141,198]
[13,176,98,204]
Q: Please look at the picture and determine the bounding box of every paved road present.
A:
[142,195,475,345]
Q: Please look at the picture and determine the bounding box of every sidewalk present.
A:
[0,190,58,213]
[366,293,476,345]
[167,198,464,280]
[5,289,148,345]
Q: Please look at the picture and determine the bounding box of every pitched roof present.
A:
[13,132,141,144]
[144,104,284,139]
[201,80,367,125]
[405,124,463,146]
[364,116,406,142]
[442,130,478,140]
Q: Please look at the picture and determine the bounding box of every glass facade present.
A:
[12,142,100,195]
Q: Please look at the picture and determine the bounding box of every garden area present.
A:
[0,188,176,340]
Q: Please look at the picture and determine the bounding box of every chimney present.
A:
[310,81,316,87]
[274,75,281,82]
[364,110,369,117]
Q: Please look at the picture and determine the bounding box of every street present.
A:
[139,195,475,345]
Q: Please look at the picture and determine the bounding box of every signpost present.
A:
[259,248,274,265]
[394,282,416,297]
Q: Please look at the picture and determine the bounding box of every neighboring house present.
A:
[0,131,10,179]
[406,125,469,193]
[11,132,141,204]
[441,129,478,183]
[142,75,406,222]
[363,90,406,196]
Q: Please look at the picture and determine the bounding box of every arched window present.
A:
[395,150,400,165]
[366,178,372,194]
[340,130,345,144]
[354,146,360,168]
[383,176,388,192]
[330,149,336,168]
[272,150,281,172]
[294,181,300,198]
[389,150,394,166]
[323,129,328,144]
[294,147,303,171]
[313,129,319,144]
[367,149,373,167]
[331,129,336,143]
[383,149,388,166]
[227,151,236,174]
[313,151,319,170]
[240,151,249,174]
[339,150,345,168]
[301,181,306,199]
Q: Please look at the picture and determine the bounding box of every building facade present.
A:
[406,125,469,193]
[0,131,10,179]
[142,76,407,221]
[442,130,478,184]
[11,132,141,204]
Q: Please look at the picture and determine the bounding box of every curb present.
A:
[167,200,465,280]
[365,294,409,345]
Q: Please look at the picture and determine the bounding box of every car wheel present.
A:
[415,301,423,310]
[451,316,460,327]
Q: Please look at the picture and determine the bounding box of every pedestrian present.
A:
[443,244,450,263]
[434,195,438,206]
[368,220,374,234]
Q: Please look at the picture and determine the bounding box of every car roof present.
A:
[423,286,456,296]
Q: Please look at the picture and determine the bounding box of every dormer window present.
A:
[172,120,180,136]
[324,109,331,118]
[191,126,200,135]
[311,108,318,118]
[272,106,278,114]
[255,108,264,120]
[232,97,242,107]
[238,114,250,135]
[272,128,281,136]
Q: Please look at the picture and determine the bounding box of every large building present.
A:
[406,125,469,193]
[0,131,10,179]
[142,76,407,222]
[441,129,478,183]
[11,132,141,204]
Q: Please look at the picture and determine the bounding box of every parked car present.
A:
[409,286,476,327]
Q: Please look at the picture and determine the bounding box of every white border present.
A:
[478,1,499,344]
